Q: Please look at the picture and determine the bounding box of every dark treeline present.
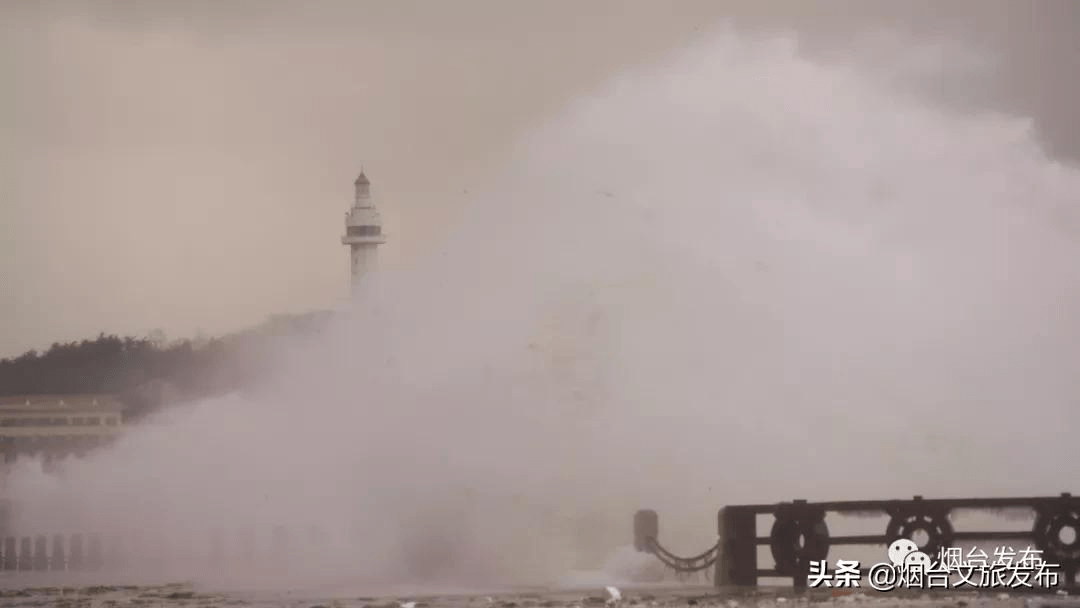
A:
[0,311,334,421]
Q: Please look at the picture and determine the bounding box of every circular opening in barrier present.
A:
[911,528,930,549]
[1059,525,1078,546]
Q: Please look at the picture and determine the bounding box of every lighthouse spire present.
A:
[341,168,386,296]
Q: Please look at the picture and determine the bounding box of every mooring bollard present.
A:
[69,534,84,571]
[33,535,48,571]
[3,537,15,570]
[51,535,66,571]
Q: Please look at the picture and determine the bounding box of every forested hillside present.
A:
[0,311,334,421]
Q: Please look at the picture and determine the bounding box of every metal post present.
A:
[633,510,659,553]
[716,506,757,587]
[791,499,808,593]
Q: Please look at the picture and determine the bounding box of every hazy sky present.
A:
[3,0,1079,357]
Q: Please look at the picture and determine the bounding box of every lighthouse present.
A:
[341,170,386,295]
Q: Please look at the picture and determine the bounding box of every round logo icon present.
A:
[888,538,920,567]
[903,550,932,570]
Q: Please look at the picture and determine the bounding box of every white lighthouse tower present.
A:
[341,170,386,295]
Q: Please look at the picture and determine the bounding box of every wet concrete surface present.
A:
[0,581,1074,608]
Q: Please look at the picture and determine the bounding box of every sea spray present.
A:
[5,24,1080,590]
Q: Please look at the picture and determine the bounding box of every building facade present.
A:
[0,395,124,465]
